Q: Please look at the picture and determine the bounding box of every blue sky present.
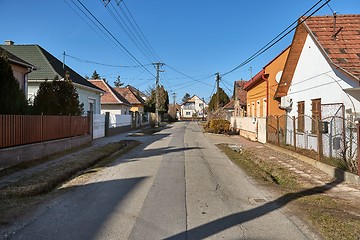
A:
[1,0,359,103]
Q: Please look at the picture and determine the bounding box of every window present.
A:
[186,111,191,116]
[263,98,267,117]
[251,102,255,117]
[297,101,304,132]
[256,100,260,117]
[311,98,321,133]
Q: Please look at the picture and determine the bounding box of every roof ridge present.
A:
[35,45,59,80]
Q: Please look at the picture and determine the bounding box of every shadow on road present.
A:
[165,169,345,239]
[11,177,147,240]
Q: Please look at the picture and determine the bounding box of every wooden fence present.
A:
[0,114,89,148]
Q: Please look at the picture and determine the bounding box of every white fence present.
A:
[93,114,105,139]
[109,114,131,128]
[230,116,267,143]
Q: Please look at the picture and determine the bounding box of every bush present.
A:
[207,119,230,134]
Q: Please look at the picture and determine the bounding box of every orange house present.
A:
[244,46,290,118]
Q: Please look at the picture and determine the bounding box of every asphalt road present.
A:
[10,121,318,240]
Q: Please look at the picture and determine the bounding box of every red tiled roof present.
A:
[243,70,267,90]
[89,79,130,105]
[114,87,144,105]
[303,14,360,79]
[223,99,234,109]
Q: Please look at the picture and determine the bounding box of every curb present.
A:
[266,143,360,186]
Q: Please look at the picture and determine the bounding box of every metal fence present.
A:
[0,114,89,148]
[267,103,358,173]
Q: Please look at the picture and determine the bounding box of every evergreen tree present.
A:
[208,87,230,111]
[182,93,191,103]
[33,73,84,115]
[114,75,124,87]
[144,85,169,113]
[91,70,100,79]
[0,56,29,114]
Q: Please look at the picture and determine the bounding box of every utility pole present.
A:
[215,72,221,110]
[153,62,164,126]
[63,51,66,70]
[172,92,176,119]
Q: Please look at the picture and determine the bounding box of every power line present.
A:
[103,1,156,63]
[65,53,150,68]
[75,0,155,77]
[222,0,331,76]
[165,64,215,87]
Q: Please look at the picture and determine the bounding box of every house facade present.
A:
[1,41,102,114]
[244,46,290,118]
[0,45,35,97]
[274,14,360,158]
[89,79,131,115]
[181,95,207,118]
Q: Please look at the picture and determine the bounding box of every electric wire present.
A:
[222,0,331,76]
[64,53,151,68]
[76,0,155,77]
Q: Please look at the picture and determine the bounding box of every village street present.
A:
[7,121,318,240]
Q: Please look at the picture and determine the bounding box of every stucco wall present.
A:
[288,34,360,120]
[0,135,91,170]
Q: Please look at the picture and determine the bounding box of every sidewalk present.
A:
[0,128,146,190]
[204,132,360,198]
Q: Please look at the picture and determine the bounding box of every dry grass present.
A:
[217,143,360,240]
[0,140,140,226]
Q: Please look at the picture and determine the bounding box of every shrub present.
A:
[208,119,230,134]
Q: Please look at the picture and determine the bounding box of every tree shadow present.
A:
[11,177,147,240]
[166,169,345,240]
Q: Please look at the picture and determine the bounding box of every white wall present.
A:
[27,82,102,115]
[101,104,130,115]
[287,34,360,120]
[77,86,101,114]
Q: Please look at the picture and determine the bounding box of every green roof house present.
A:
[1,41,103,114]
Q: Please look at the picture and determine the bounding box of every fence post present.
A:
[357,123,360,176]
[317,120,323,161]
[105,112,110,137]
[277,116,280,145]
[87,111,93,140]
[41,113,44,142]
[293,116,296,151]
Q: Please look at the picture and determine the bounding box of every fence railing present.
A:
[0,114,89,148]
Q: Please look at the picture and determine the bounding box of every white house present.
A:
[181,95,207,118]
[89,79,131,115]
[274,14,360,158]
[1,41,103,114]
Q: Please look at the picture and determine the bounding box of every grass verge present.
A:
[0,140,140,226]
[217,143,360,240]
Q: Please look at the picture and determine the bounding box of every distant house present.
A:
[89,79,131,115]
[223,99,234,120]
[233,80,247,117]
[115,87,145,114]
[0,45,35,97]
[181,95,207,118]
[274,14,360,123]
[244,46,290,118]
[1,41,103,114]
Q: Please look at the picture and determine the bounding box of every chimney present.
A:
[4,40,14,45]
